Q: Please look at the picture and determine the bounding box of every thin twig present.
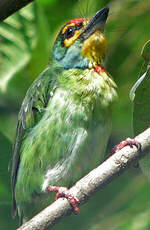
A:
[17,127,150,230]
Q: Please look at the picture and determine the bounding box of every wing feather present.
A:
[10,67,58,216]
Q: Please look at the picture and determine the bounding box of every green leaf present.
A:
[132,68,150,135]
[129,71,147,102]
[130,41,150,187]
[0,1,50,108]
[130,40,150,134]
[0,3,37,93]
[141,40,150,63]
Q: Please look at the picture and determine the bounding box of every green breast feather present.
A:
[12,66,117,220]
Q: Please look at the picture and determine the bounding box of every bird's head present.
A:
[53,7,109,69]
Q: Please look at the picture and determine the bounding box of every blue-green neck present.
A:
[53,39,90,69]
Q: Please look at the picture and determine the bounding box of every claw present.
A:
[112,138,141,155]
[47,186,79,214]
[110,138,141,168]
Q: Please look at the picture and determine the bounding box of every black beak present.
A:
[81,7,109,40]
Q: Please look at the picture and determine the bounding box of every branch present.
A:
[17,127,150,230]
[0,0,34,22]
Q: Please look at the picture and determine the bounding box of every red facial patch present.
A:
[94,65,105,73]
[67,18,85,26]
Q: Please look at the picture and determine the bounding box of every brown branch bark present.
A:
[0,0,34,22]
[17,127,150,230]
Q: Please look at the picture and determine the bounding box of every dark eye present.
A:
[65,27,75,39]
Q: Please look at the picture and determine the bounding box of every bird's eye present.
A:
[65,27,75,39]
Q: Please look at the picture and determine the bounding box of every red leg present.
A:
[47,186,79,214]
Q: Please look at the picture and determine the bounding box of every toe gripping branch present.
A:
[111,138,141,168]
[47,186,79,214]
[112,138,141,154]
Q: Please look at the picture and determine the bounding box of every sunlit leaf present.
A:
[141,40,150,63]
[0,3,37,93]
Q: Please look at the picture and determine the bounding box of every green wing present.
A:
[10,67,58,216]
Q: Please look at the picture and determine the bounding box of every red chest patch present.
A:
[94,65,105,74]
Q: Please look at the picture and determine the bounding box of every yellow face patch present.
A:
[62,20,87,48]
[64,30,81,47]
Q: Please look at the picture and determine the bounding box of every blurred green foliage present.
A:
[0,0,150,229]
[130,40,150,192]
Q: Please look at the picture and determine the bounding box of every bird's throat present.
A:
[81,31,107,67]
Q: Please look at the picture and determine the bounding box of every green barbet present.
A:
[11,7,117,224]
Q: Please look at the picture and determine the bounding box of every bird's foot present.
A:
[46,186,79,214]
[111,138,141,168]
[112,138,141,154]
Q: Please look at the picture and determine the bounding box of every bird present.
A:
[10,7,117,224]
